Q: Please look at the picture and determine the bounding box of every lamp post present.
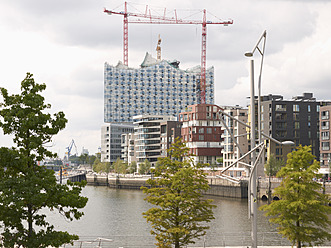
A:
[245,30,267,248]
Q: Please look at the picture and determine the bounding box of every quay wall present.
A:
[86,174,248,198]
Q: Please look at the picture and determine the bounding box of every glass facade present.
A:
[104,59,214,123]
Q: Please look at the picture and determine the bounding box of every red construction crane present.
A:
[104,2,233,104]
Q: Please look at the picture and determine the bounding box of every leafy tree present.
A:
[113,157,127,174]
[87,155,97,165]
[264,153,284,203]
[0,73,88,248]
[142,139,215,248]
[260,145,331,248]
[139,159,151,175]
[128,161,137,174]
[92,157,111,173]
[216,157,223,165]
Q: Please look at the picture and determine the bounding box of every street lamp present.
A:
[245,30,267,248]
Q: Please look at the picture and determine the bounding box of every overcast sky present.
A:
[0,0,330,158]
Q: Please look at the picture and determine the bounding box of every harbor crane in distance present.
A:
[104,2,233,104]
[65,139,78,161]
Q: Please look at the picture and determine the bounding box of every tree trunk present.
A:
[296,220,301,248]
[268,174,271,204]
[28,204,33,247]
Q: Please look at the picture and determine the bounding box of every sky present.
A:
[0,0,330,158]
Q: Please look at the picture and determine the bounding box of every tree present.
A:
[139,159,151,175]
[264,153,284,203]
[0,73,88,248]
[92,157,111,173]
[128,161,137,174]
[142,139,215,248]
[260,145,331,248]
[216,157,223,165]
[113,157,127,174]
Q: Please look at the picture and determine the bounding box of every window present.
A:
[275,113,287,120]
[199,135,204,141]
[293,105,299,112]
[322,110,329,120]
[293,113,300,121]
[321,131,330,140]
[275,104,286,111]
[322,121,329,130]
[207,128,212,134]
[199,128,204,134]
[308,105,311,112]
[276,148,282,155]
[276,122,287,129]
[293,122,300,129]
[322,142,330,151]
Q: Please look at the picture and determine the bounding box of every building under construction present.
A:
[104,52,215,123]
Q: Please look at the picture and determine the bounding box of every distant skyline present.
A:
[0,0,330,157]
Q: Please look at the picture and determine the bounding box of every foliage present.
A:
[216,157,223,165]
[113,157,128,174]
[142,139,215,248]
[0,73,88,248]
[92,157,111,173]
[265,153,285,203]
[128,161,137,174]
[139,159,151,175]
[260,145,331,248]
[264,153,284,177]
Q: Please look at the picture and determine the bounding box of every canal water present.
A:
[44,185,292,247]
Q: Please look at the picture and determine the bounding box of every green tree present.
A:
[0,73,88,248]
[92,157,110,173]
[142,139,215,248]
[128,161,137,174]
[113,157,127,174]
[139,159,151,175]
[260,145,331,248]
[264,153,284,203]
[216,157,223,165]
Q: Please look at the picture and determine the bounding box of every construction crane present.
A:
[65,139,77,161]
[156,34,162,61]
[104,2,233,104]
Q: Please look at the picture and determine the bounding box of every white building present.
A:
[101,123,134,163]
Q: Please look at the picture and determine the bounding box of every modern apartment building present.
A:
[221,106,249,177]
[104,52,215,123]
[133,115,181,167]
[320,105,331,167]
[101,123,134,163]
[179,104,223,165]
[121,133,136,164]
[260,93,320,160]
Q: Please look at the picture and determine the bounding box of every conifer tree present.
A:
[142,139,215,248]
[261,145,331,248]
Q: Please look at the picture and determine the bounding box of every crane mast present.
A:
[104,2,233,104]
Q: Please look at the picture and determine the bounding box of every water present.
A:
[44,185,290,247]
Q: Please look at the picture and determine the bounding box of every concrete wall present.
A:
[86,174,248,198]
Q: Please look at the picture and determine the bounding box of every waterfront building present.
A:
[179,104,223,165]
[259,93,320,162]
[320,105,331,167]
[104,52,215,123]
[221,106,249,177]
[121,133,136,164]
[101,123,134,163]
[133,115,181,167]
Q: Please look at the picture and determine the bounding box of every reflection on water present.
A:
[45,185,289,247]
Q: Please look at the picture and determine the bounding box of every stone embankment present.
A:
[84,173,331,200]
